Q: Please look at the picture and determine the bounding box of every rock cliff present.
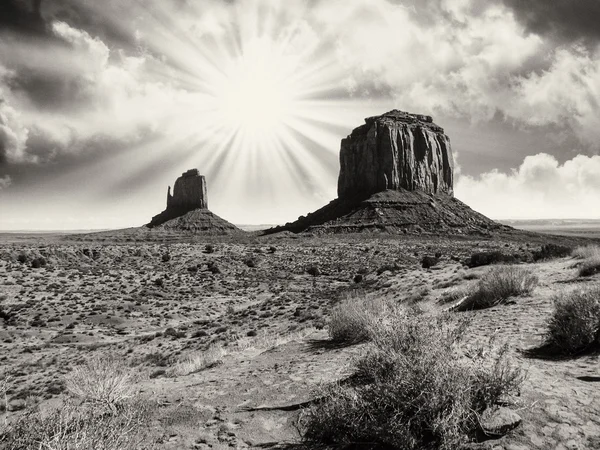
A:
[267,110,509,235]
[167,169,208,210]
[338,110,453,199]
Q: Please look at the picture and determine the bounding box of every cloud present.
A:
[0,175,11,190]
[502,0,600,45]
[505,47,600,147]
[455,153,600,219]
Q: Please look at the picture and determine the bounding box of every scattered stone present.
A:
[480,407,522,437]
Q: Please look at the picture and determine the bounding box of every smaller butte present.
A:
[147,169,239,234]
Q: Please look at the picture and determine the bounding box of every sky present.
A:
[0,0,599,230]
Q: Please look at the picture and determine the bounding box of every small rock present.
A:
[480,407,522,437]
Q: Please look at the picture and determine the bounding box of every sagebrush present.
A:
[304,310,523,450]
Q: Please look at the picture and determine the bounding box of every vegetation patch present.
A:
[454,266,538,311]
[304,311,523,450]
[543,286,600,356]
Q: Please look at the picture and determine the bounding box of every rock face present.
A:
[148,169,239,234]
[167,169,208,210]
[338,110,453,199]
[267,110,510,236]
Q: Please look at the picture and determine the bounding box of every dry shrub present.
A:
[303,312,523,450]
[573,246,600,277]
[166,344,225,377]
[328,296,398,344]
[65,355,138,410]
[572,245,600,260]
[545,286,600,355]
[455,266,538,311]
[0,399,155,450]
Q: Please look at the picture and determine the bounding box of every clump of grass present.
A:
[328,296,396,344]
[303,311,523,450]
[166,344,225,377]
[65,355,138,410]
[573,245,600,277]
[572,245,600,260]
[544,286,600,355]
[0,400,154,450]
[454,266,538,311]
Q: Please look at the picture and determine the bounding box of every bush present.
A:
[244,257,257,268]
[207,261,221,274]
[0,400,153,450]
[161,253,171,262]
[16,253,28,264]
[421,255,439,269]
[532,244,572,261]
[31,257,47,269]
[204,244,215,254]
[306,265,320,277]
[466,251,516,268]
[303,312,523,450]
[328,296,396,344]
[65,355,138,410]
[455,266,538,311]
[166,344,225,377]
[572,245,600,277]
[544,286,600,355]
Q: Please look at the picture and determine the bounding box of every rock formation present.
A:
[167,169,208,210]
[148,169,239,234]
[338,110,453,199]
[267,110,510,235]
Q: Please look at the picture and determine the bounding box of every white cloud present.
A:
[455,153,600,219]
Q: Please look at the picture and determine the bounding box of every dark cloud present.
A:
[503,0,600,44]
[0,0,46,36]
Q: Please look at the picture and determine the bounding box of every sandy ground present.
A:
[0,232,599,449]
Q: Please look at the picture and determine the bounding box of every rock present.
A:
[266,110,513,236]
[167,169,208,210]
[480,407,522,437]
[147,169,241,234]
[338,110,453,200]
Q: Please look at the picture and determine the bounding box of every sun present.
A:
[215,38,296,137]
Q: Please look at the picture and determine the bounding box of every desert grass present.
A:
[454,266,538,311]
[233,326,316,355]
[0,400,155,450]
[65,354,138,410]
[166,344,226,377]
[544,285,600,355]
[328,295,400,344]
[303,309,523,450]
[572,245,600,277]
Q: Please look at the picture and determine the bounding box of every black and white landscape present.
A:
[1,1,600,449]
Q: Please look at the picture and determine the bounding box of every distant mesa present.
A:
[268,110,509,235]
[147,169,239,234]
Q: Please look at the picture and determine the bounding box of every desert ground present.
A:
[1,229,599,449]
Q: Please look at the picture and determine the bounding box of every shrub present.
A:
[579,260,600,277]
[161,253,171,262]
[532,244,572,261]
[466,251,516,268]
[306,265,320,277]
[244,257,257,268]
[421,255,439,269]
[204,244,215,254]
[328,296,396,344]
[303,312,523,450]
[65,355,138,410]
[455,266,538,311]
[16,253,27,264]
[207,261,221,274]
[31,257,47,269]
[0,400,153,450]
[573,245,600,260]
[544,286,600,355]
[166,344,225,377]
